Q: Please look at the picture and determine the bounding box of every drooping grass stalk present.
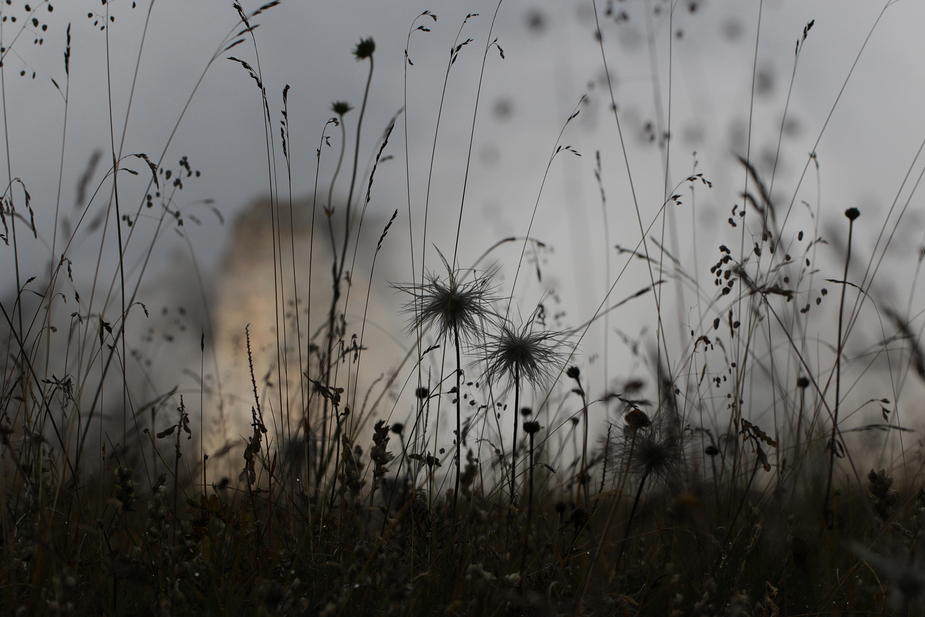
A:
[306,116,339,496]
[823,207,859,527]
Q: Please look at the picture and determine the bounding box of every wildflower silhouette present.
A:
[395,253,497,511]
[482,313,567,504]
[611,408,683,576]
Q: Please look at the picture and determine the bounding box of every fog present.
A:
[2,0,923,481]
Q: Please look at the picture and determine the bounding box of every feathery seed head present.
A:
[612,410,682,484]
[396,258,497,347]
[482,319,567,391]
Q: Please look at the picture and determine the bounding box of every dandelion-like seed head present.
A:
[396,258,497,347]
[612,410,682,484]
[482,320,567,391]
[634,428,678,480]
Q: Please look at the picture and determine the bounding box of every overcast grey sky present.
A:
[5,0,919,282]
[4,0,925,446]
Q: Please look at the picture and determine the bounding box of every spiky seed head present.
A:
[633,427,679,480]
[612,411,683,485]
[482,321,567,391]
[395,259,497,348]
[523,421,541,435]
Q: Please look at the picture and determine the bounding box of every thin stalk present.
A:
[823,208,858,527]
[453,322,461,515]
[511,363,520,505]
[612,468,650,578]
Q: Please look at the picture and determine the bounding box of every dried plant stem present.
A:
[613,467,650,579]
[823,209,858,527]
[510,363,520,505]
[453,324,462,515]
[577,425,638,607]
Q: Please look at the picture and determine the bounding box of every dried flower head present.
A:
[353,37,376,60]
[482,319,567,391]
[612,410,682,485]
[330,100,353,116]
[625,408,651,432]
[395,255,497,347]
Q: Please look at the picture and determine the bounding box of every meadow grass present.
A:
[2,1,925,615]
